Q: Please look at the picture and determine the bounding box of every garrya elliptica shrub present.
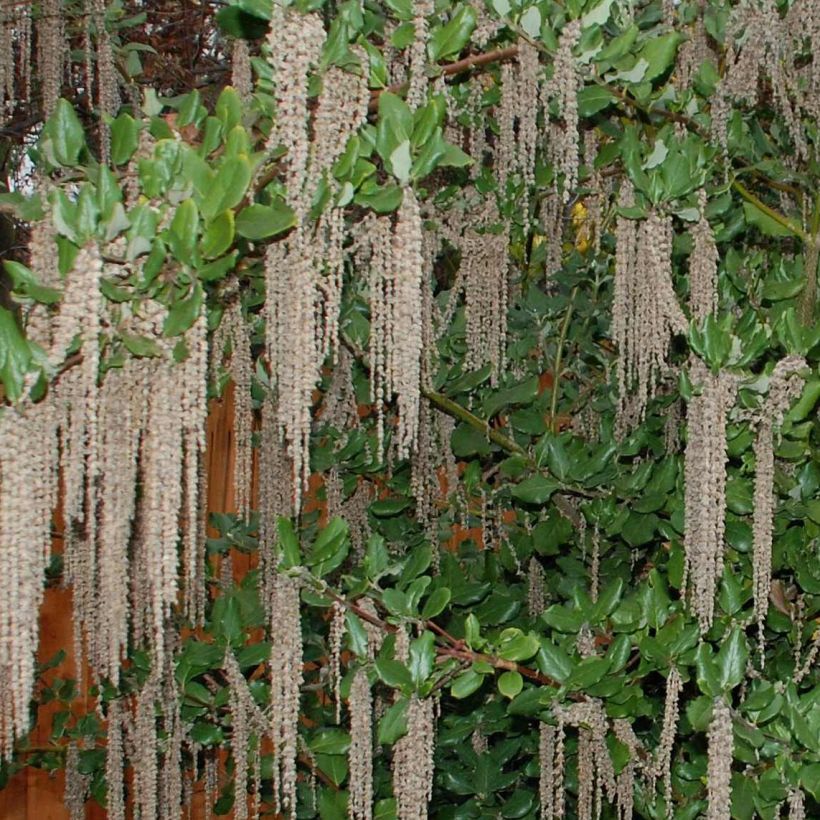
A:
[0,0,819,818]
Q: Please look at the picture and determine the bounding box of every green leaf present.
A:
[3,261,61,304]
[121,332,163,358]
[378,697,409,744]
[110,113,140,165]
[309,729,351,756]
[536,640,573,684]
[497,629,540,662]
[421,587,451,619]
[577,85,616,116]
[163,282,203,337]
[429,6,477,61]
[637,32,682,83]
[0,306,32,402]
[201,210,235,259]
[235,201,296,240]
[168,198,200,262]
[46,99,86,166]
[450,669,485,699]
[203,157,252,221]
[315,754,348,787]
[511,475,561,505]
[375,659,413,690]
[276,517,301,569]
[497,670,523,699]
[716,626,748,691]
[408,631,435,686]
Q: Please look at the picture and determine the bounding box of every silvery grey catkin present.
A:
[270,572,303,813]
[348,668,374,820]
[750,356,806,655]
[706,699,733,820]
[683,362,739,632]
[392,695,437,820]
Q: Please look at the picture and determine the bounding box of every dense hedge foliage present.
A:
[0,0,819,818]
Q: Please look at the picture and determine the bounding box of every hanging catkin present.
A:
[0,396,59,758]
[392,695,437,820]
[348,668,374,820]
[38,0,64,117]
[226,650,268,820]
[751,356,806,653]
[231,38,253,104]
[528,558,546,619]
[652,666,682,818]
[133,676,159,820]
[329,600,346,722]
[788,788,806,820]
[65,742,88,820]
[463,215,509,382]
[543,20,582,201]
[706,699,733,820]
[105,699,126,820]
[259,397,293,609]
[391,189,425,457]
[612,719,638,820]
[683,361,738,632]
[88,0,120,161]
[270,572,303,814]
[406,0,433,110]
[539,723,556,819]
[688,190,718,322]
[613,195,687,437]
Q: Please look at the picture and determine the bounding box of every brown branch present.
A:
[368,45,520,112]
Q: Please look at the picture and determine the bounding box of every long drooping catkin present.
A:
[329,600,345,722]
[612,719,639,820]
[270,572,303,813]
[0,397,59,759]
[406,0,433,110]
[538,723,556,819]
[348,668,374,820]
[38,0,64,117]
[392,695,437,820]
[133,677,159,820]
[463,218,509,383]
[683,362,738,632]
[652,667,682,817]
[105,699,126,820]
[751,356,806,653]
[613,199,688,436]
[706,699,733,820]
[688,190,718,322]
[543,20,581,201]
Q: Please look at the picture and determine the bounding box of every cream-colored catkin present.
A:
[392,695,437,820]
[613,200,688,437]
[539,723,556,819]
[133,677,159,820]
[683,362,739,632]
[264,231,320,509]
[226,650,268,820]
[463,218,509,383]
[96,362,147,682]
[528,557,546,619]
[329,600,346,723]
[406,0,433,110]
[106,699,126,820]
[270,572,303,814]
[231,38,253,104]
[706,699,733,820]
[552,710,566,818]
[788,788,806,820]
[391,189,426,458]
[89,0,119,162]
[688,190,718,322]
[660,666,682,815]
[348,668,374,820]
[612,719,638,820]
[259,397,293,608]
[38,0,64,118]
[751,356,806,654]
[266,8,325,214]
[0,396,59,759]
[543,20,581,201]
[65,742,88,820]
